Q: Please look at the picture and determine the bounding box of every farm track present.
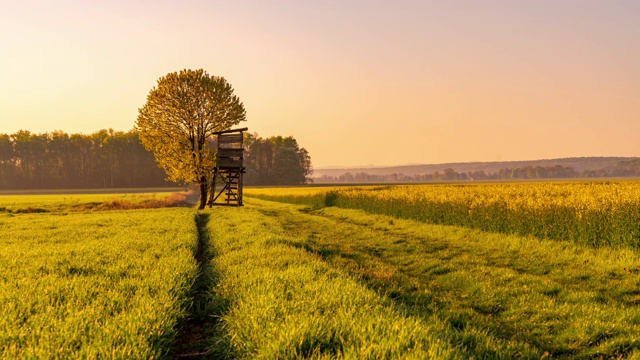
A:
[170,213,220,359]
[203,202,469,358]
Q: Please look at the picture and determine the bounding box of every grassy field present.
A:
[3,181,640,358]
[0,205,198,358]
[203,202,464,358]
[204,198,640,358]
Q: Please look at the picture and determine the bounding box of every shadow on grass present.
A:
[263,209,567,359]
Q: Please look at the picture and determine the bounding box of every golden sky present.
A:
[1,0,638,167]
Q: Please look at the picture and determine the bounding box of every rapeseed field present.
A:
[246,181,640,248]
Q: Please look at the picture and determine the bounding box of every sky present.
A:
[1,0,638,168]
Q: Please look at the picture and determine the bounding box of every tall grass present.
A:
[246,181,640,248]
[0,208,198,358]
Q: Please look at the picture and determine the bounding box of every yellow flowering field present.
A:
[246,181,640,247]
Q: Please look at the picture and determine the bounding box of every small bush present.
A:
[324,191,339,207]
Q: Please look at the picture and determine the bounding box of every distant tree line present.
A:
[0,130,312,189]
[0,129,172,189]
[244,133,313,185]
[316,163,640,183]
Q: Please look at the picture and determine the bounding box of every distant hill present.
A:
[313,157,640,182]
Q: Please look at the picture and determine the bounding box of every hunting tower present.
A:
[208,127,248,207]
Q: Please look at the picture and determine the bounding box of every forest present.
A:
[0,130,312,189]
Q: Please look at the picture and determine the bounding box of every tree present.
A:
[0,134,15,188]
[136,69,246,209]
[273,147,305,185]
[244,134,313,186]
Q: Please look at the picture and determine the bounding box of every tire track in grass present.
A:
[248,198,640,358]
[170,213,221,359]
[205,206,466,359]
[247,200,541,358]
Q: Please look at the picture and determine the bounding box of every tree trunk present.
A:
[198,176,207,210]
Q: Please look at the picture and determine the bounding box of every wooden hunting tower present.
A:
[208,127,248,207]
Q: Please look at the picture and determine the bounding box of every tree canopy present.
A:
[136,69,246,209]
[244,134,313,185]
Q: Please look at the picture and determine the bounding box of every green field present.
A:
[0,207,197,358]
[2,182,640,358]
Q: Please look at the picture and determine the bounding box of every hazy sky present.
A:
[1,0,638,167]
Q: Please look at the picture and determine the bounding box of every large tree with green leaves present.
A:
[136,69,246,209]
